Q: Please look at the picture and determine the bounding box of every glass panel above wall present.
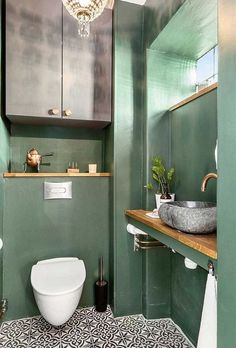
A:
[197,50,214,84]
[196,46,218,91]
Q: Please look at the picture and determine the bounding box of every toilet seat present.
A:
[31,257,86,296]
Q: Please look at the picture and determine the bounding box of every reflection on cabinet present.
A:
[6,0,62,119]
[6,0,112,128]
[63,7,112,124]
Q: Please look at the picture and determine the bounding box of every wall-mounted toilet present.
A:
[31,257,86,326]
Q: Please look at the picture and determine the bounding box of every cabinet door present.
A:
[6,0,62,118]
[63,8,112,124]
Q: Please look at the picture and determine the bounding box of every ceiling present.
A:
[151,0,217,60]
[106,0,146,8]
[120,0,146,4]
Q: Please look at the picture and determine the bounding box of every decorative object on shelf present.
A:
[88,163,97,173]
[145,156,175,213]
[67,168,80,173]
[67,161,80,173]
[24,148,54,173]
[62,0,108,37]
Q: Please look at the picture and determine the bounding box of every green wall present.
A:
[10,125,105,173]
[144,0,190,210]
[3,177,110,321]
[144,0,186,49]
[218,0,236,346]
[0,0,111,321]
[171,89,217,202]
[112,0,144,316]
[171,253,207,343]
[3,123,110,321]
[0,118,9,315]
[150,0,217,59]
[170,89,217,345]
[0,0,10,319]
[143,1,217,345]
[1,0,147,322]
[143,0,195,325]
[0,2,223,346]
[145,50,195,209]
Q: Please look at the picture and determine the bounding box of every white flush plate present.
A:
[44,182,72,200]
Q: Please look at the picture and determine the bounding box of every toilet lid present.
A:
[31,257,86,296]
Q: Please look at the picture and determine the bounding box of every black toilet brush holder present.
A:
[95,256,108,312]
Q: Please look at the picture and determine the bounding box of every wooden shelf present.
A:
[125,209,217,260]
[3,172,112,178]
[169,83,218,111]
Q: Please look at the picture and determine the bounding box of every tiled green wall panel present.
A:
[0,117,10,312]
[171,253,207,345]
[170,89,217,344]
[144,0,185,49]
[145,50,195,209]
[10,125,105,173]
[0,0,10,318]
[143,0,197,324]
[112,0,144,316]
[3,177,110,321]
[144,0,217,341]
[218,0,236,346]
[150,0,217,59]
[143,249,171,319]
[171,89,217,202]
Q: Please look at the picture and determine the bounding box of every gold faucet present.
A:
[201,173,218,192]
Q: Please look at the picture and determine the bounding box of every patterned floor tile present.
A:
[0,306,194,348]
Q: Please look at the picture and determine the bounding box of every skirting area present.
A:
[0,306,194,347]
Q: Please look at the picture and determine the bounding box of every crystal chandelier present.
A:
[62,0,108,37]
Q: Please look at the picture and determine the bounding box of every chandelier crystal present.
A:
[62,0,108,37]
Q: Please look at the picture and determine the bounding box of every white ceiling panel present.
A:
[120,0,146,5]
[106,0,146,9]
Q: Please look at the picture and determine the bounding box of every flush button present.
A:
[44,182,72,200]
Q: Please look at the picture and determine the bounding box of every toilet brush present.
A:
[95,256,108,312]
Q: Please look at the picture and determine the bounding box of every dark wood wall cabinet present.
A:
[6,0,112,128]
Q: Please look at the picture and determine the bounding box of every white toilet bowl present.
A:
[31,257,86,326]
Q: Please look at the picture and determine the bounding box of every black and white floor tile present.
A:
[0,306,194,348]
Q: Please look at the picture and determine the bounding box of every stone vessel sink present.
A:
[158,201,216,234]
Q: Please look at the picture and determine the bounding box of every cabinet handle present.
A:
[64,109,72,117]
[49,108,60,116]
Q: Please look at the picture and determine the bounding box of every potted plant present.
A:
[145,156,175,209]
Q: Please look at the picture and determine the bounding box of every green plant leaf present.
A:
[144,183,153,190]
[167,168,175,182]
[148,155,175,194]
[152,173,160,183]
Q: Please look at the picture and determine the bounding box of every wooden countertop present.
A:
[125,209,217,260]
[4,172,112,178]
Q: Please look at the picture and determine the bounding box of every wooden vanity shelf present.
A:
[125,209,217,271]
[4,172,112,178]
